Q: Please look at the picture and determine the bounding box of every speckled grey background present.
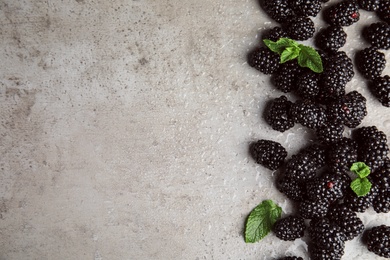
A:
[0,0,389,259]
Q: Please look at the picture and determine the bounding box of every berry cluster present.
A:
[245,0,389,259]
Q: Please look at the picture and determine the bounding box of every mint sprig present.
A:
[263,38,323,73]
[350,162,372,197]
[245,199,282,243]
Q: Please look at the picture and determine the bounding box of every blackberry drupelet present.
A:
[365,225,390,258]
[371,75,390,107]
[277,175,308,202]
[306,172,349,203]
[261,0,296,24]
[299,199,329,219]
[358,0,381,11]
[262,26,289,42]
[324,0,360,26]
[373,189,390,213]
[377,0,390,24]
[286,16,315,41]
[327,204,365,240]
[343,184,379,212]
[290,0,322,17]
[296,71,321,100]
[264,95,295,132]
[248,47,280,75]
[363,22,390,50]
[249,139,287,170]
[356,47,386,80]
[326,137,358,173]
[315,123,344,145]
[273,215,306,241]
[277,257,303,260]
[272,60,303,93]
[315,26,347,53]
[309,217,347,251]
[290,99,327,129]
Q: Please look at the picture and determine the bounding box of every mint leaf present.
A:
[350,162,371,178]
[351,177,372,197]
[297,45,323,73]
[263,38,298,55]
[280,46,300,63]
[245,200,282,243]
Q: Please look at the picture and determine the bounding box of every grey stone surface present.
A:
[0,0,389,259]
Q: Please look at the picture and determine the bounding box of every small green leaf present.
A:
[350,162,371,178]
[297,45,323,73]
[263,39,285,54]
[280,46,300,63]
[245,200,282,243]
[350,177,372,197]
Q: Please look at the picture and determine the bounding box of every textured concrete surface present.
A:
[0,0,389,259]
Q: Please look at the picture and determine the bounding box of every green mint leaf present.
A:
[280,46,300,63]
[350,162,371,178]
[297,45,323,73]
[263,38,298,55]
[245,200,282,243]
[351,177,372,197]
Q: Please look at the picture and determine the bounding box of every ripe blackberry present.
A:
[264,95,295,132]
[371,159,390,190]
[354,126,389,171]
[327,91,367,128]
[308,244,344,260]
[324,0,360,26]
[356,47,386,80]
[363,22,390,50]
[249,139,287,170]
[343,184,379,212]
[309,217,347,251]
[286,16,315,41]
[290,99,327,129]
[277,257,303,260]
[273,215,306,241]
[261,0,296,24]
[272,60,303,93]
[315,26,347,53]
[300,199,329,219]
[377,0,390,24]
[296,71,321,100]
[370,75,390,107]
[373,189,390,213]
[327,204,365,240]
[365,225,390,258]
[306,172,349,203]
[326,137,358,173]
[358,0,381,11]
[315,123,344,145]
[277,175,308,202]
[290,0,322,17]
[248,47,280,75]
[262,26,289,42]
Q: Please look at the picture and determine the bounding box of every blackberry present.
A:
[327,91,367,128]
[370,75,390,107]
[309,217,347,251]
[315,123,344,145]
[300,199,329,219]
[290,99,327,129]
[377,0,390,24]
[262,26,289,42]
[358,0,381,11]
[249,139,287,170]
[356,47,386,80]
[371,159,390,190]
[261,0,296,24]
[286,16,315,41]
[326,137,358,173]
[272,60,303,93]
[365,225,390,258]
[273,215,306,241]
[277,175,308,202]
[327,204,365,240]
[315,26,347,53]
[290,0,322,17]
[306,172,349,203]
[324,0,360,26]
[264,95,295,132]
[248,47,280,75]
[373,189,390,213]
[296,71,321,100]
[354,126,389,171]
[363,22,390,50]
[308,244,344,260]
[343,184,379,212]
[277,257,303,260]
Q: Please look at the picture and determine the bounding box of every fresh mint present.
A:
[350,162,372,197]
[245,200,282,243]
[263,38,323,73]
